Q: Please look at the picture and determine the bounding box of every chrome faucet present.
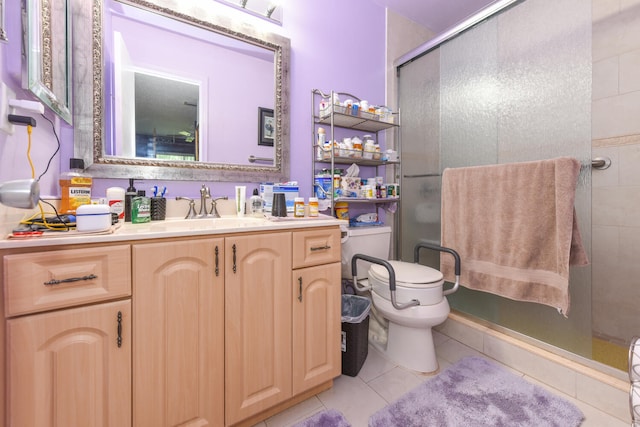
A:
[198,185,211,217]
[175,197,197,219]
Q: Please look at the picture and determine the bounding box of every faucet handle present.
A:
[176,196,197,219]
[209,196,228,218]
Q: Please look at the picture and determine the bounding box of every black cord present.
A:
[37,113,61,182]
[38,198,71,231]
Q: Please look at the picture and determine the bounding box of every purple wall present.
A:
[0,0,386,200]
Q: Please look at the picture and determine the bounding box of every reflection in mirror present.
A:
[113,69,200,161]
[134,73,199,160]
[23,0,72,123]
[71,0,290,182]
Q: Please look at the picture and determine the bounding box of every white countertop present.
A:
[0,215,347,250]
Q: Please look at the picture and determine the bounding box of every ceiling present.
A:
[372,0,498,33]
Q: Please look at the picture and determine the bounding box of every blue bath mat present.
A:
[369,356,584,426]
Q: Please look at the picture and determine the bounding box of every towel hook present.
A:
[591,157,611,170]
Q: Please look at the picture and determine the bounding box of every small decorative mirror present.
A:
[0,0,8,42]
[22,0,73,123]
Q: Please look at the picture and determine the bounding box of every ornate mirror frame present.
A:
[71,0,290,182]
[0,0,7,42]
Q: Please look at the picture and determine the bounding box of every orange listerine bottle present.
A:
[59,158,92,214]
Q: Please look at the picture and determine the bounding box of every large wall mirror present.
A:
[70,0,290,182]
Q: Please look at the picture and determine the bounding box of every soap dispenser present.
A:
[124,179,137,222]
[249,188,264,217]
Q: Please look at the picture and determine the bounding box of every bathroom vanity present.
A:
[0,217,343,426]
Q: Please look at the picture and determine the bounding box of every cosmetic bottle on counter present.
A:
[131,190,151,224]
[249,188,264,217]
[124,179,137,222]
[59,158,92,214]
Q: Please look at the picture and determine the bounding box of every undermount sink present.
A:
[145,216,269,232]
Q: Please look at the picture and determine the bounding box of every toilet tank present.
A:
[341,225,391,279]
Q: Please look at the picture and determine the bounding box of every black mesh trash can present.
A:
[341,294,371,377]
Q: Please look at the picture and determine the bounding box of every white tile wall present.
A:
[591,0,640,344]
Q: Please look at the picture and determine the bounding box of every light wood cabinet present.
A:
[7,299,131,427]
[3,244,132,427]
[291,228,341,395]
[292,263,341,394]
[132,238,224,427]
[2,224,342,427]
[224,232,292,426]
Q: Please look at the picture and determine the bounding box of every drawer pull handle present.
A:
[44,274,98,286]
[298,277,303,302]
[215,246,220,277]
[117,311,123,348]
[310,245,331,251]
[232,244,237,273]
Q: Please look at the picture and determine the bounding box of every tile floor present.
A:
[253,331,628,427]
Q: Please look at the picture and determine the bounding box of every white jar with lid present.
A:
[363,135,375,160]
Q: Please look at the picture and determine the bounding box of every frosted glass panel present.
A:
[441,19,498,169]
[398,51,441,264]
[398,0,592,358]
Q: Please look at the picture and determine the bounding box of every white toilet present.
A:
[341,226,459,373]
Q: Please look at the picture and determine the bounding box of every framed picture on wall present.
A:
[258,107,275,146]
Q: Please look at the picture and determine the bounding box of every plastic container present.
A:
[341,294,371,376]
[294,197,305,217]
[131,190,151,224]
[76,204,111,232]
[59,158,92,214]
[314,175,332,200]
[335,202,349,220]
[308,197,319,217]
[124,179,137,222]
[249,188,264,217]
[106,187,125,220]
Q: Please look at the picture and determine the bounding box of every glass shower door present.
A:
[398,0,593,359]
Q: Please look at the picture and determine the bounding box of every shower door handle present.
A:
[403,173,440,178]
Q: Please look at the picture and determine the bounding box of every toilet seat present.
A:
[368,261,445,306]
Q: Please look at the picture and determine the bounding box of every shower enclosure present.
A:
[397,0,638,370]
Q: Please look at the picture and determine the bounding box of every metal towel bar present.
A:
[248,155,273,164]
[591,157,611,170]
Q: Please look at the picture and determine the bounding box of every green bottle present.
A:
[131,190,151,224]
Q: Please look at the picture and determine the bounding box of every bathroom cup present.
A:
[150,197,167,221]
[272,193,287,217]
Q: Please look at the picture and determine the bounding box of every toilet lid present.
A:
[369,260,443,287]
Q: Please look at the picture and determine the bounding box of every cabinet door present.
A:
[292,263,341,394]
[225,232,292,425]
[7,300,131,427]
[133,238,224,427]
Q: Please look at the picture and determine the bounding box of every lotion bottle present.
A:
[249,188,264,217]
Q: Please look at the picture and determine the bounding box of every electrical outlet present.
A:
[0,82,16,135]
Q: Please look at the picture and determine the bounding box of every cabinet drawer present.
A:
[292,228,340,269]
[4,245,131,317]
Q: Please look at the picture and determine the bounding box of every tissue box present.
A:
[260,184,299,213]
[341,177,361,197]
